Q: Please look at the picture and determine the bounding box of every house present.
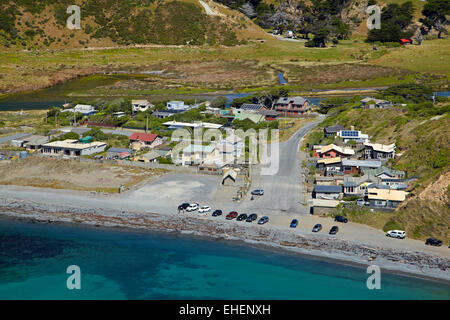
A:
[255,109,279,121]
[134,150,161,163]
[132,100,153,112]
[152,110,178,119]
[177,144,218,166]
[129,132,162,151]
[204,106,221,116]
[313,144,355,158]
[216,132,244,159]
[240,103,265,111]
[106,147,134,159]
[336,129,369,143]
[113,112,126,118]
[343,181,360,196]
[312,185,343,200]
[167,101,189,111]
[162,121,223,130]
[367,188,408,208]
[62,104,97,116]
[233,110,265,123]
[361,97,392,109]
[41,139,106,157]
[364,142,396,159]
[274,96,310,117]
[380,178,409,190]
[324,125,347,137]
[364,166,406,179]
[399,38,412,45]
[22,135,49,151]
[341,159,382,175]
[317,157,342,175]
[222,168,238,185]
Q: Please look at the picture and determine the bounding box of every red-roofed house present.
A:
[129,132,162,150]
[399,39,412,45]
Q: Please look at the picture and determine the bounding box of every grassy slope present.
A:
[307,106,450,242]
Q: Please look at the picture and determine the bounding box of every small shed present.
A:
[222,169,238,185]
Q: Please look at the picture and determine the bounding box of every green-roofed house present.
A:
[364,166,406,179]
[233,110,265,123]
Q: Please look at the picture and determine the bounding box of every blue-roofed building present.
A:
[336,129,369,143]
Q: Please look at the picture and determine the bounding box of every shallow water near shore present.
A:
[0,218,449,300]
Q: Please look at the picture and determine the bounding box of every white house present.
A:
[132,100,153,112]
[166,101,188,111]
[336,129,369,143]
[62,104,97,116]
[41,139,106,157]
[364,142,396,159]
[176,144,218,166]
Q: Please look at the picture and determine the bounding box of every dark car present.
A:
[251,189,264,196]
[290,219,298,228]
[246,213,258,222]
[312,224,322,232]
[178,203,190,211]
[212,209,223,217]
[425,238,442,247]
[329,226,339,235]
[237,213,248,221]
[334,215,348,223]
[226,211,238,220]
[258,216,269,225]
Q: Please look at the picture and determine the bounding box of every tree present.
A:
[210,96,228,109]
[420,0,450,38]
[312,28,330,47]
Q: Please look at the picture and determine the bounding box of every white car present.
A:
[198,206,211,213]
[386,230,406,239]
[186,203,199,212]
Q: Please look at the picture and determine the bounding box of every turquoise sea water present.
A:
[0,218,449,300]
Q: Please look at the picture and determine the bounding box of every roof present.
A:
[132,99,151,105]
[223,168,238,180]
[275,96,308,106]
[364,166,405,178]
[118,152,131,158]
[341,159,382,168]
[317,157,341,165]
[142,150,161,160]
[400,38,412,43]
[255,109,279,117]
[162,121,223,130]
[367,183,390,189]
[182,144,216,154]
[107,147,133,154]
[313,185,342,193]
[367,188,408,202]
[361,97,390,104]
[241,103,264,111]
[23,135,49,146]
[324,125,346,134]
[42,139,106,150]
[364,142,396,153]
[129,132,159,143]
[233,112,265,123]
[319,144,355,156]
[343,181,358,187]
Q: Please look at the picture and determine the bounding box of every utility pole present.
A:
[146,114,149,133]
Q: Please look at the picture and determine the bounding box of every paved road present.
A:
[238,120,320,215]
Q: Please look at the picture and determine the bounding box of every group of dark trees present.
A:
[217,0,448,46]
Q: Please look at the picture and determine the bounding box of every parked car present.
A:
[186,203,199,212]
[237,213,248,221]
[312,224,322,232]
[226,211,238,220]
[356,198,365,206]
[329,226,339,235]
[212,209,223,217]
[198,206,211,213]
[178,203,190,211]
[425,238,442,246]
[386,230,406,239]
[290,219,298,228]
[258,216,269,225]
[334,215,348,223]
[246,213,258,222]
[251,189,264,196]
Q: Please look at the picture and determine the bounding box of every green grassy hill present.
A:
[0,0,269,49]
